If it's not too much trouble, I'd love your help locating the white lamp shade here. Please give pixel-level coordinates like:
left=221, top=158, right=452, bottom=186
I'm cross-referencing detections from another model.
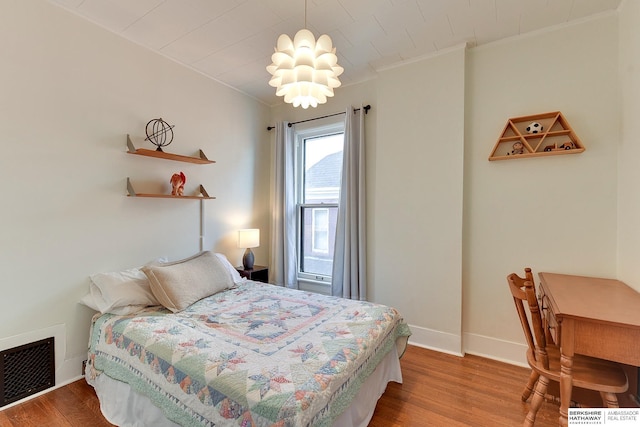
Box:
left=238, top=229, right=260, bottom=249
left=266, top=28, right=343, bottom=109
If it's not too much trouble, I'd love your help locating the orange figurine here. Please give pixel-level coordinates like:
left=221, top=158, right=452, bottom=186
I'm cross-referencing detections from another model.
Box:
left=170, top=172, right=186, bottom=196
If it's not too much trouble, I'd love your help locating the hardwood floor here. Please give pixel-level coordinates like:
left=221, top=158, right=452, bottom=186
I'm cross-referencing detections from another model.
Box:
left=0, top=380, right=113, bottom=427
left=369, top=345, right=559, bottom=427
left=0, top=345, right=563, bottom=426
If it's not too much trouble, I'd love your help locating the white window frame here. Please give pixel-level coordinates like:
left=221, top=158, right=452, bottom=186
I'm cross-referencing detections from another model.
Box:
left=294, top=117, right=345, bottom=283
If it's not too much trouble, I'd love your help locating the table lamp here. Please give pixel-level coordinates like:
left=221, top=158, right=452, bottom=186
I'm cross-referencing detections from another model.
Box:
left=238, top=229, right=259, bottom=270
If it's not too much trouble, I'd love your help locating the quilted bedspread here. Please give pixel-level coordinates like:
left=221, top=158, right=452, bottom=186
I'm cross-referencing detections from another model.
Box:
left=87, top=281, right=411, bottom=427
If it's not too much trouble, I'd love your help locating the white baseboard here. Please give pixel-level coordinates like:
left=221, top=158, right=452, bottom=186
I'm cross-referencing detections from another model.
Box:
left=404, top=326, right=529, bottom=368
left=57, top=354, right=86, bottom=384
left=463, top=332, right=528, bottom=368
left=406, top=323, right=463, bottom=356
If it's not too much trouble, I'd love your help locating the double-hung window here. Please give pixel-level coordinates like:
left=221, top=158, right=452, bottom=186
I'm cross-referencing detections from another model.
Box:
left=295, top=119, right=345, bottom=283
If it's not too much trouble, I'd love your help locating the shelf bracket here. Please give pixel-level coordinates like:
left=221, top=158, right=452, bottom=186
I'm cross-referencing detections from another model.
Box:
left=126, top=134, right=136, bottom=153
left=198, top=150, right=210, bottom=162
left=126, top=177, right=137, bottom=196
left=199, top=185, right=210, bottom=198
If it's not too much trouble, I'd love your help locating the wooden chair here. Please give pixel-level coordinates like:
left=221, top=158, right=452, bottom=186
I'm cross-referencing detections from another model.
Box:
left=507, top=270, right=628, bottom=426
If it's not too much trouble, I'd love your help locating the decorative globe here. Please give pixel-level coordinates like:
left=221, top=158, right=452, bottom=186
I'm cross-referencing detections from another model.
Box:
left=145, top=118, right=174, bottom=152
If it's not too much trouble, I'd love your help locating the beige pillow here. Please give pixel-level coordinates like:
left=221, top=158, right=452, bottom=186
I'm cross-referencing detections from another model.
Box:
left=142, top=251, right=234, bottom=312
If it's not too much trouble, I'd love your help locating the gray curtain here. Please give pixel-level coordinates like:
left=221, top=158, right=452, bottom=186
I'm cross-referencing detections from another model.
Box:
left=269, top=122, right=298, bottom=288
left=331, top=106, right=367, bottom=300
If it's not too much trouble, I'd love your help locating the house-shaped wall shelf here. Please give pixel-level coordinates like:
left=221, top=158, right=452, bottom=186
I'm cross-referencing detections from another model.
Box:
left=488, top=111, right=585, bottom=161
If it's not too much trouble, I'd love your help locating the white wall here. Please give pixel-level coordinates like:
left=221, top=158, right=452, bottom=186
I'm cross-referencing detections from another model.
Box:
left=0, top=0, right=270, bottom=385
left=374, top=48, right=465, bottom=354
left=464, top=15, right=620, bottom=361
left=271, top=14, right=620, bottom=364
left=617, top=0, right=640, bottom=292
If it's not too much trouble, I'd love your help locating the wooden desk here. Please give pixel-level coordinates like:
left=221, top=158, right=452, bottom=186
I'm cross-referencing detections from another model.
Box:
left=538, top=272, right=640, bottom=427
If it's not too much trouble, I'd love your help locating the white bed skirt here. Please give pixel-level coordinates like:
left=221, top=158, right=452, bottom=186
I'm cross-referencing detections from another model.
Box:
left=87, top=345, right=402, bottom=427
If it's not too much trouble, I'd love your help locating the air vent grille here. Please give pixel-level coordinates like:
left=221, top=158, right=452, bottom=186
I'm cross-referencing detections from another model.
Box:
left=0, top=337, right=55, bottom=407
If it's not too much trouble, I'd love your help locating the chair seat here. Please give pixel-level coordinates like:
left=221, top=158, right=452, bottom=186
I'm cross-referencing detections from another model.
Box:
left=526, top=345, right=628, bottom=393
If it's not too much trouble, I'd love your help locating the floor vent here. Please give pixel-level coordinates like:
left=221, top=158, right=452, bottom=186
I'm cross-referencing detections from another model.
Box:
left=0, top=337, right=55, bottom=407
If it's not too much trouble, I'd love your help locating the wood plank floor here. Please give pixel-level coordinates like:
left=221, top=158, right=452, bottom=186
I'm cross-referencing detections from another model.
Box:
left=0, top=345, right=563, bottom=426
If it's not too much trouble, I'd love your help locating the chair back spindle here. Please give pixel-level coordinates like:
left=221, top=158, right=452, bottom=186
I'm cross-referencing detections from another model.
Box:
left=507, top=271, right=549, bottom=370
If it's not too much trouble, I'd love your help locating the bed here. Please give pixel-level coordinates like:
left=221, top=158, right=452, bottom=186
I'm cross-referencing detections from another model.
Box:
left=82, top=251, right=411, bottom=427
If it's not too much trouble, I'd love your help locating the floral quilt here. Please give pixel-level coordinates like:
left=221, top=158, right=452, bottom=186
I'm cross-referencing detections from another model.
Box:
left=87, top=281, right=410, bottom=427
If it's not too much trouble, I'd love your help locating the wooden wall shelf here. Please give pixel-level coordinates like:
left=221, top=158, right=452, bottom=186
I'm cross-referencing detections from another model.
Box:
left=489, top=112, right=585, bottom=161
left=126, top=178, right=215, bottom=199
left=126, top=134, right=215, bottom=164
left=125, top=133, right=215, bottom=199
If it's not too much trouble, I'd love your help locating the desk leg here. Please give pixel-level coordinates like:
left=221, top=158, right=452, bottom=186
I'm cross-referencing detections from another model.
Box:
left=559, top=319, right=575, bottom=427
left=559, top=353, right=573, bottom=427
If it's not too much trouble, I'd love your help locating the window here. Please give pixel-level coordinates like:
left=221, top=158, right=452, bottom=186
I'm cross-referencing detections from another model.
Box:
left=295, top=119, right=344, bottom=282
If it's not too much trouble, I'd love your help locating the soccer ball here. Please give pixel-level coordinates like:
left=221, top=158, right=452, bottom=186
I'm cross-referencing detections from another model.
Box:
left=526, top=122, right=544, bottom=134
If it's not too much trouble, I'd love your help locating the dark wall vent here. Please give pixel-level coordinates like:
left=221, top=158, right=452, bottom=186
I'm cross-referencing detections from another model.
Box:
left=0, top=337, right=55, bottom=407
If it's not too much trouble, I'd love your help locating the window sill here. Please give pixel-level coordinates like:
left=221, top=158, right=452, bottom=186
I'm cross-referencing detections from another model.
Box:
left=297, top=279, right=331, bottom=296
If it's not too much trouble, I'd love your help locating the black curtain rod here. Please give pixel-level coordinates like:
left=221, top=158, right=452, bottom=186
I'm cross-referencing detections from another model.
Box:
left=267, top=104, right=371, bottom=131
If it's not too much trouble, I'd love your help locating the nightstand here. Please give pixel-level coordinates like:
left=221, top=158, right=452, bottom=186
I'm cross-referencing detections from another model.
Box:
left=236, top=265, right=269, bottom=283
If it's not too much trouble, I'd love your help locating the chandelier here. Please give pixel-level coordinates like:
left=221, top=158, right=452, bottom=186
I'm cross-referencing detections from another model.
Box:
left=266, top=1, right=343, bottom=109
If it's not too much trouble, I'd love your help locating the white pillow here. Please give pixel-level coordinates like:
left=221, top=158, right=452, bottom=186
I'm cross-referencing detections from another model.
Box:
left=99, top=303, right=150, bottom=316
left=215, top=253, right=245, bottom=284
left=80, top=264, right=161, bottom=315
left=142, top=251, right=234, bottom=313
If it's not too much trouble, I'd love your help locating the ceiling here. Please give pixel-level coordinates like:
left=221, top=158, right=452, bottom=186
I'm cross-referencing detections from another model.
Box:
left=48, top=0, right=621, bottom=107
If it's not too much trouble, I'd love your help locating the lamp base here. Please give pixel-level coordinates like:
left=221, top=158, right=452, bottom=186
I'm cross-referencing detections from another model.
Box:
left=242, top=248, right=255, bottom=270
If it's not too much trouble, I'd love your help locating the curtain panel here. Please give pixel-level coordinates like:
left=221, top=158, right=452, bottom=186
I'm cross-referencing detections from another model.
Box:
left=269, top=122, right=298, bottom=288
left=332, top=106, right=367, bottom=300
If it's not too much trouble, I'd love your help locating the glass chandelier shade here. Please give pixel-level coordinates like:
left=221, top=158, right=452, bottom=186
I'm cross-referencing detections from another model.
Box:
left=266, top=29, right=343, bottom=109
